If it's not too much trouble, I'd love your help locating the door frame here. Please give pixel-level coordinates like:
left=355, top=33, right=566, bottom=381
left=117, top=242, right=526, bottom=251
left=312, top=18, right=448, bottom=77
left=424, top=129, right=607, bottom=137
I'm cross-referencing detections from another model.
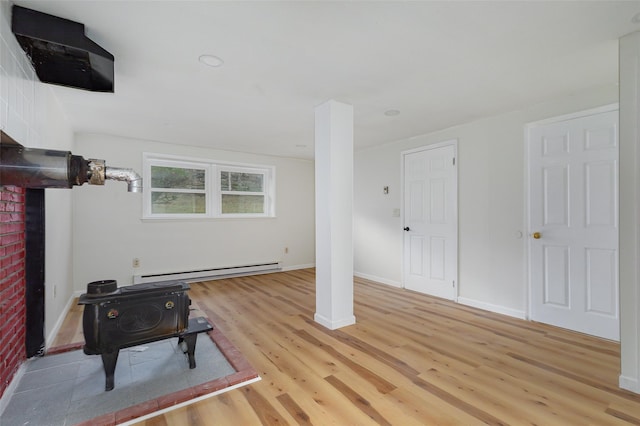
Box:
left=401, top=139, right=459, bottom=299
left=524, top=103, right=619, bottom=321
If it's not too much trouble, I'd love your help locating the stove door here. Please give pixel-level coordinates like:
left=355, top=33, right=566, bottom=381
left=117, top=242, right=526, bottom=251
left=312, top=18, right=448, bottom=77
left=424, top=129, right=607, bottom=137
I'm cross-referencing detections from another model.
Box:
left=98, top=292, right=188, bottom=350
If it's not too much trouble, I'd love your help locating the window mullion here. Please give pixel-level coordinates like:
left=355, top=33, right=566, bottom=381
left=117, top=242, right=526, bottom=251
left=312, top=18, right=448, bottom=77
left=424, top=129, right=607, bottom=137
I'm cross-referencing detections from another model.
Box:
left=210, top=165, right=218, bottom=217
left=151, top=188, right=206, bottom=194
left=221, top=191, right=265, bottom=196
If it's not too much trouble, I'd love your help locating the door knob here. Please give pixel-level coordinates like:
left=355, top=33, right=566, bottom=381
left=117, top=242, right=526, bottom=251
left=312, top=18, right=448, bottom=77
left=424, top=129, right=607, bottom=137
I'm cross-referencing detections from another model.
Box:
left=404, top=227, right=410, bottom=231
left=532, top=232, right=541, bottom=239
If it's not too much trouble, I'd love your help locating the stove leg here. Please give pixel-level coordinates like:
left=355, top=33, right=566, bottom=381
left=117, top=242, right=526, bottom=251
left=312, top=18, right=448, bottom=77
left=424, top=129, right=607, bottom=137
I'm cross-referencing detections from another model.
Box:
left=181, top=334, right=198, bottom=369
left=101, top=349, right=120, bottom=391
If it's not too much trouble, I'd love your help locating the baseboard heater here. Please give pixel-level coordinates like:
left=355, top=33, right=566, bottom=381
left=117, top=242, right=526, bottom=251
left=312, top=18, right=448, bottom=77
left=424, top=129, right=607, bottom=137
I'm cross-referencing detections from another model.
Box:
left=133, top=262, right=282, bottom=284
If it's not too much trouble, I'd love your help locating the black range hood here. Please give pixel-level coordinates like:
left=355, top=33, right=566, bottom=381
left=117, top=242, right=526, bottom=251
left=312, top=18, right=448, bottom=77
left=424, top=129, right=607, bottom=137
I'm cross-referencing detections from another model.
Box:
left=11, top=5, right=114, bottom=92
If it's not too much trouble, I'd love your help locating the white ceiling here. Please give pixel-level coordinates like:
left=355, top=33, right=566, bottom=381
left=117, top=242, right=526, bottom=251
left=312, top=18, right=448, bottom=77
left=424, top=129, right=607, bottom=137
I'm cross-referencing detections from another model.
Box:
left=14, top=0, right=640, bottom=159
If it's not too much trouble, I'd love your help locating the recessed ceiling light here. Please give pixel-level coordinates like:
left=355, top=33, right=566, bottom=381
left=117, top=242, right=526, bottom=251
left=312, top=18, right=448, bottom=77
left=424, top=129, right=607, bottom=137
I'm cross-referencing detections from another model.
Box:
left=199, top=54, right=224, bottom=67
left=384, top=109, right=400, bottom=117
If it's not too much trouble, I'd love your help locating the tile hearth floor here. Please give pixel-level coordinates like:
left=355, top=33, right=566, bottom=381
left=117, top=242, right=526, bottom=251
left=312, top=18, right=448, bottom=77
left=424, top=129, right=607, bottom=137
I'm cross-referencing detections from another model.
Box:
left=1, top=336, right=235, bottom=426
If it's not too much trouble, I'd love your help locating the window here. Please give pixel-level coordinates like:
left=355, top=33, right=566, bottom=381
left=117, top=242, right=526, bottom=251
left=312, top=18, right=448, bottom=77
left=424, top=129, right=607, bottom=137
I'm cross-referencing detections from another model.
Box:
left=149, top=163, right=207, bottom=215
left=219, top=168, right=267, bottom=215
left=143, top=153, right=275, bottom=219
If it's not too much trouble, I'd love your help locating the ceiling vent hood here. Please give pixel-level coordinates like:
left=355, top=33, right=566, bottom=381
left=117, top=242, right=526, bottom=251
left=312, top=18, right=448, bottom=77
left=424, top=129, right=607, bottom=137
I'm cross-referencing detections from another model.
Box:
left=11, top=5, right=114, bottom=92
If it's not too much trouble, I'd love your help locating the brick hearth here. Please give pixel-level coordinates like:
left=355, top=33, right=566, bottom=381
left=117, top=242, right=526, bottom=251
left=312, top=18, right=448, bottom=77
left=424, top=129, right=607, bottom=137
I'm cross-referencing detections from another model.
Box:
left=0, top=185, right=26, bottom=398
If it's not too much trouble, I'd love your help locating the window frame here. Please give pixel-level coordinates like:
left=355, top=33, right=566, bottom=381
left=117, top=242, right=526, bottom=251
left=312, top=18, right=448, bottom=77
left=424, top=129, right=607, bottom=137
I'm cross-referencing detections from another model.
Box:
left=143, top=153, right=276, bottom=220
left=215, top=165, right=273, bottom=218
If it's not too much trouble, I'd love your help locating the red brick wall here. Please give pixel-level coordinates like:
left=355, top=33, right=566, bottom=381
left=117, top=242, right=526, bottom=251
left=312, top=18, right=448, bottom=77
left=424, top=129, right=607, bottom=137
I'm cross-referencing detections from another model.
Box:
left=0, top=185, right=26, bottom=398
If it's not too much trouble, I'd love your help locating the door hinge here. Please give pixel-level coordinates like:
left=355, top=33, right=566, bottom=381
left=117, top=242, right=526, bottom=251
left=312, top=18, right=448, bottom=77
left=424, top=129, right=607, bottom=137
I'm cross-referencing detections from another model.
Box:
left=452, top=280, right=456, bottom=287
left=452, top=157, right=456, bottom=166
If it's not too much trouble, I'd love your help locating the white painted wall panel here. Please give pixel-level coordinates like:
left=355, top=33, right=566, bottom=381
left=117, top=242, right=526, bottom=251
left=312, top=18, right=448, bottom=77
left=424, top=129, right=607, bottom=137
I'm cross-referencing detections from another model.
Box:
left=409, top=181, right=424, bottom=222
left=409, top=236, right=423, bottom=276
left=618, top=30, right=640, bottom=393
left=543, top=245, right=570, bottom=307
left=543, top=133, right=569, bottom=156
left=429, top=179, right=445, bottom=224
left=0, top=1, right=74, bottom=345
left=586, top=247, right=616, bottom=316
left=543, top=166, right=569, bottom=227
left=429, top=236, right=445, bottom=280
left=354, top=84, right=617, bottom=317
left=585, top=161, right=616, bottom=228
left=72, top=133, right=315, bottom=290
left=585, top=125, right=616, bottom=150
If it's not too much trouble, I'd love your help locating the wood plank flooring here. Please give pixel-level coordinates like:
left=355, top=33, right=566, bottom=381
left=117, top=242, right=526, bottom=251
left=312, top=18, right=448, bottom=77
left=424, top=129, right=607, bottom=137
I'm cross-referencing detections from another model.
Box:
left=54, top=269, right=640, bottom=425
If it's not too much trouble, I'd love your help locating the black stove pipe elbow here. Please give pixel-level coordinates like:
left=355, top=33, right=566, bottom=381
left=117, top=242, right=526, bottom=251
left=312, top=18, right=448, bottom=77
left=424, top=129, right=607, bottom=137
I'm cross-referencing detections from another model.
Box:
left=0, top=139, right=142, bottom=192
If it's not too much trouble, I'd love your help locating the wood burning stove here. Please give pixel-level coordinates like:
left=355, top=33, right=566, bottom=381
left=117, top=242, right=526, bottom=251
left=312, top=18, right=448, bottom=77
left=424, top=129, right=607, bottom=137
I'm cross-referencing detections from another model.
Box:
left=79, top=279, right=210, bottom=391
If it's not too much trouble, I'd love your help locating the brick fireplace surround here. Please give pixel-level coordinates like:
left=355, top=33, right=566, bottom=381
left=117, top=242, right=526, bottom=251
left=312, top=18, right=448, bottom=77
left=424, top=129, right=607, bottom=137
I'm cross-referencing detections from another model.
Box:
left=0, top=185, right=26, bottom=398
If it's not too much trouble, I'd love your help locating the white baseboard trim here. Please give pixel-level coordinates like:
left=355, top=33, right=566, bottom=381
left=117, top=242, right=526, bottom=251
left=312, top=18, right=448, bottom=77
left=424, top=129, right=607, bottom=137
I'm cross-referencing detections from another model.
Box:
left=314, top=312, right=356, bottom=330
left=281, top=263, right=315, bottom=272
left=354, top=271, right=401, bottom=288
left=134, top=261, right=282, bottom=284
left=45, top=293, right=80, bottom=348
left=0, top=362, right=26, bottom=415
left=457, top=297, right=526, bottom=320
left=620, top=375, right=640, bottom=393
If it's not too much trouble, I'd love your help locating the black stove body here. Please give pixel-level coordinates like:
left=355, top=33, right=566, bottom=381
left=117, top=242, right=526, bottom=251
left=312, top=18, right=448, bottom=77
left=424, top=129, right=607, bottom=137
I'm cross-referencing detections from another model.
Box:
left=79, top=279, right=193, bottom=391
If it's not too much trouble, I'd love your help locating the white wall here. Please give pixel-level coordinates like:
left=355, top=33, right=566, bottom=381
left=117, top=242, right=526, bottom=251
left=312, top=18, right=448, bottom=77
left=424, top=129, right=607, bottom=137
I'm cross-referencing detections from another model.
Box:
left=619, top=30, right=640, bottom=393
left=72, top=133, right=315, bottom=290
left=40, top=94, right=73, bottom=346
left=0, top=0, right=74, bottom=346
left=354, top=84, right=618, bottom=317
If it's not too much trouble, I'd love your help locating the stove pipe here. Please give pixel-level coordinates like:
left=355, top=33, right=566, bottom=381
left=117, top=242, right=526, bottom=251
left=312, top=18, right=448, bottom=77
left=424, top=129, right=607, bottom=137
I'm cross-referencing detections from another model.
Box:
left=0, top=142, right=142, bottom=192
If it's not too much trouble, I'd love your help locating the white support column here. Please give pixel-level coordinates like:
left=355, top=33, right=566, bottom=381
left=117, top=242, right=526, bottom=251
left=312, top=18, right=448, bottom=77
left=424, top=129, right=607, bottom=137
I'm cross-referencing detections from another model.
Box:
left=314, top=99, right=356, bottom=330
left=619, top=31, right=640, bottom=394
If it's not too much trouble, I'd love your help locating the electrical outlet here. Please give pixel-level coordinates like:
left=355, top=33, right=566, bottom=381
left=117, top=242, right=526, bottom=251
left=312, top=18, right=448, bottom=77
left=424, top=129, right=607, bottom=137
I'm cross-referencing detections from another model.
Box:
left=133, top=258, right=140, bottom=268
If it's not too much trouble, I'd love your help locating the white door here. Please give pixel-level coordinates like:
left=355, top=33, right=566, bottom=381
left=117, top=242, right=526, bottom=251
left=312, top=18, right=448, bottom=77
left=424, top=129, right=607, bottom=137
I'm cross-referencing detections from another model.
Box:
left=528, top=108, right=619, bottom=341
left=402, top=142, right=457, bottom=300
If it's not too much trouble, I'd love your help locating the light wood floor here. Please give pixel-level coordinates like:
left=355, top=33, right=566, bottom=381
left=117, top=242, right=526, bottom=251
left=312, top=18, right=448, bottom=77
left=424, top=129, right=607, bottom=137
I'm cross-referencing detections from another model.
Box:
left=55, top=269, right=640, bottom=425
